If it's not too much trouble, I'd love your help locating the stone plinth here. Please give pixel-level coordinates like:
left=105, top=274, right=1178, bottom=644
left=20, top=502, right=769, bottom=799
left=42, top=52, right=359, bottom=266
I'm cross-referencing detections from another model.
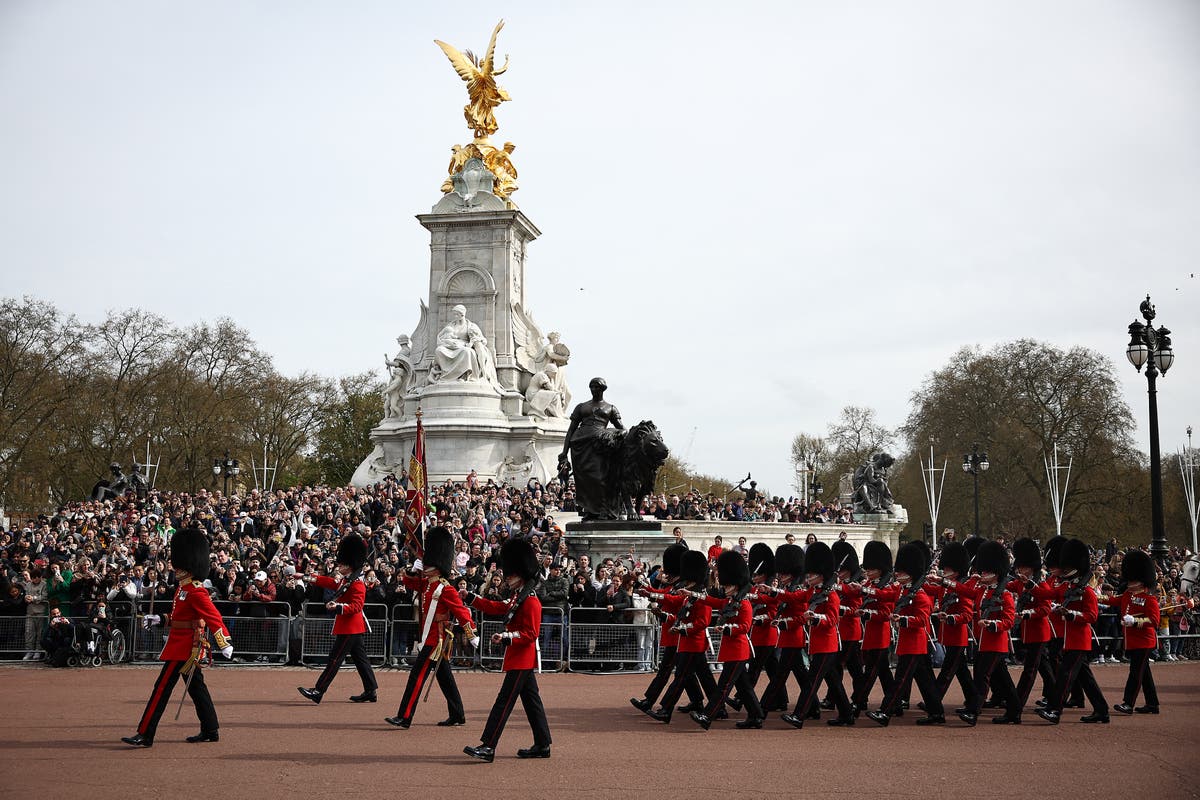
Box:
left=565, top=520, right=670, bottom=564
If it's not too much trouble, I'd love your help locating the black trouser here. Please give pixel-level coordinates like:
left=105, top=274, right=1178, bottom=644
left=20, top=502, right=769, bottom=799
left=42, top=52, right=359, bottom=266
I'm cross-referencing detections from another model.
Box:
left=1014, top=640, right=1050, bottom=708
left=703, top=660, right=764, bottom=721
left=791, top=651, right=851, bottom=720
left=852, top=648, right=895, bottom=709
left=395, top=644, right=463, bottom=722
left=1048, top=649, right=1108, bottom=714
left=746, top=642, right=780, bottom=691
left=881, top=652, right=943, bottom=716
left=658, top=650, right=717, bottom=719
left=759, top=646, right=806, bottom=711
left=316, top=633, right=377, bottom=694
left=137, top=660, right=217, bottom=737
left=824, top=640, right=864, bottom=703
left=966, top=651, right=1019, bottom=717
left=1044, top=637, right=1081, bottom=704
left=643, top=646, right=703, bottom=706
left=1123, top=648, right=1159, bottom=708
left=479, top=669, right=551, bottom=749
left=934, top=644, right=978, bottom=707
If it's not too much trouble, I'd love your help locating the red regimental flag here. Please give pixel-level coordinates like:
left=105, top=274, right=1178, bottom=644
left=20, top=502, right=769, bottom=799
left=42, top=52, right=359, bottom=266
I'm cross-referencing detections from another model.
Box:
left=401, top=416, right=428, bottom=557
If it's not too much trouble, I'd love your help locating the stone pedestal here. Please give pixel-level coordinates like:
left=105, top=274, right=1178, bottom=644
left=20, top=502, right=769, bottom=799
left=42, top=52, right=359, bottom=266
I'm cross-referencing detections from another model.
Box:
left=352, top=183, right=575, bottom=486
left=565, top=520, right=671, bottom=564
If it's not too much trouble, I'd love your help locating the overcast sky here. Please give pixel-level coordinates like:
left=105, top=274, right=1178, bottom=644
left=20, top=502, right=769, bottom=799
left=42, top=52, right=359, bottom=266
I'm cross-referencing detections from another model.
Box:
left=2, top=0, right=1198, bottom=498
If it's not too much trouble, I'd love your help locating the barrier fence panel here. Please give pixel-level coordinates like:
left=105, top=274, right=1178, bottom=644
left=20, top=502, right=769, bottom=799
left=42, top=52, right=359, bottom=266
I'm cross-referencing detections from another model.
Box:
left=223, top=603, right=291, bottom=664
left=387, top=604, right=421, bottom=667
left=300, top=603, right=388, bottom=667
left=566, top=608, right=657, bottom=673
left=0, top=614, right=44, bottom=660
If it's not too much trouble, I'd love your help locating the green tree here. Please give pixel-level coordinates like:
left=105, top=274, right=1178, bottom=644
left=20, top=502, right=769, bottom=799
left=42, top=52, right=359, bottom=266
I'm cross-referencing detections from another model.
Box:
left=311, top=373, right=384, bottom=486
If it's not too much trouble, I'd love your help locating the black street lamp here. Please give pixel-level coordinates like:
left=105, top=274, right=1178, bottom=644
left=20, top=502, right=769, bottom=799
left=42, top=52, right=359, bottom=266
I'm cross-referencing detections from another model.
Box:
left=212, top=451, right=240, bottom=497
left=1125, top=294, right=1174, bottom=563
left=962, top=442, right=989, bottom=537
left=809, top=472, right=824, bottom=501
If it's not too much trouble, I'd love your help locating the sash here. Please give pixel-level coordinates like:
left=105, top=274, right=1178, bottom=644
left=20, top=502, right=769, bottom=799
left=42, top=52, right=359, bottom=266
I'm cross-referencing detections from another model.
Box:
left=420, top=580, right=446, bottom=646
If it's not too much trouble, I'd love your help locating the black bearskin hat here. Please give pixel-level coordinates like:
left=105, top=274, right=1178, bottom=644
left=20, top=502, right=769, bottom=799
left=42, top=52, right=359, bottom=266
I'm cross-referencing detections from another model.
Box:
left=774, top=544, right=804, bottom=578
left=805, top=541, right=836, bottom=582
left=170, top=527, right=210, bottom=581
left=336, top=534, right=368, bottom=571
left=716, top=550, right=750, bottom=588
left=679, top=550, right=709, bottom=585
left=1061, top=538, right=1092, bottom=579
left=831, top=540, right=859, bottom=575
left=894, top=542, right=928, bottom=580
left=862, top=541, right=893, bottom=574
left=423, top=526, right=455, bottom=577
left=1043, top=535, right=1068, bottom=570
left=500, top=538, right=540, bottom=583
left=662, top=544, right=686, bottom=578
left=975, top=540, right=1011, bottom=579
left=938, top=542, right=970, bottom=577
left=912, top=539, right=932, bottom=568
left=749, top=543, right=775, bottom=579
left=1011, top=537, right=1042, bottom=573
left=1121, top=548, right=1157, bottom=588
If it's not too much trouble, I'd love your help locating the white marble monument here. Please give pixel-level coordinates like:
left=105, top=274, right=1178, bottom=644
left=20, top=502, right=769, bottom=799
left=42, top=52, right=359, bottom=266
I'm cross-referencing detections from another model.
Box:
left=352, top=179, right=571, bottom=486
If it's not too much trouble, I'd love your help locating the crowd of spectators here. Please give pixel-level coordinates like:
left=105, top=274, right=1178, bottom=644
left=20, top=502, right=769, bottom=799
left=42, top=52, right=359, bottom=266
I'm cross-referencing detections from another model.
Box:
left=1, top=474, right=1194, bottom=668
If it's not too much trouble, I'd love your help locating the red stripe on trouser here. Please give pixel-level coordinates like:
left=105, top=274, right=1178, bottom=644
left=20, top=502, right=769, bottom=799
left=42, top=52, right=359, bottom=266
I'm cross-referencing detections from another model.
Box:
left=403, top=657, right=433, bottom=719
left=486, top=672, right=526, bottom=748
left=318, top=636, right=351, bottom=692
left=139, top=661, right=181, bottom=734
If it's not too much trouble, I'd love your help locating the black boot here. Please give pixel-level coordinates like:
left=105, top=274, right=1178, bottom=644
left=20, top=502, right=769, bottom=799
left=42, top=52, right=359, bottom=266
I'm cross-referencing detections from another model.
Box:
left=297, top=687, right=323, bottom=704
left=384, top=715, right=411, bottom=728
left=780, top=713, right=804, bottom=729
left=517, top=744, right=551, bottom=759
left=1035, top=708, right=1060, bottom=725
left=630, top=697, right=652, bottom=713
left=735, top=717, right=764, bottom=729
left=1135, top=705, right=1159, bottom=714
left=186, top=730, right=220, bottom=742
left=437, top=717, right=467, bottom=727
left=955, top=709, right=978, bottom=726
left=865, top=710, right=890, bottom=727
left=350, top=690, right=377, bottom=703
left=1113, top=703, right=1134, bottom=715
left=463, top=744, right=495, bottom=762
left=649, top=708, right=672, bottom=723
left=121, top=734, right=153, bottom=748
left=915, top=715, right=946, bottom=726
left=689, top=710, right=712, bottom=730
left=1080, top=712, right=1110, bottom=723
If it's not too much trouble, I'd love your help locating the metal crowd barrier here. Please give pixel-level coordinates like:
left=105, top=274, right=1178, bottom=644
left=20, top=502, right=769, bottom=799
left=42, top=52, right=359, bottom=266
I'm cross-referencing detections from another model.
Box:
left=0, top=614, right=45, bottom=660
left=300, top=602, right=388, bottom=667
left=222, top=602, right=291, bottom=664
left=566, top=607, right=657, bottom=673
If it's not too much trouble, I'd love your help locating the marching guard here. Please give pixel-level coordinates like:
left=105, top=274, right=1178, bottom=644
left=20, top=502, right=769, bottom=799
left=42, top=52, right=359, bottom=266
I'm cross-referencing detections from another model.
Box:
left=645, top=550, right=719, bottom=723
left=925, top=541, right=979, bottom=711
left=297, top=534, right=378, bottom=704
left=386, top=526, right=479, bottom=729
left=1008, top=537, right=1055, bottom=709
left=463, top=539, right=552, bottom=762
left=632, top=544, right=705, bottom=715
left=742, top=544, right=782, bottom=701
left=757, top=544, right=808, bottom=714
left=123, top=527, right=233, bottom=747
left=848, top=541, right=898, bottom=716
left=826, top=541, right=865, bottom=711
left=955, top=540, right=1021, bottom=725
left=865, top=542, right=945, bottom=726
left=780, top=542, right=854, bottom=728
left=688, top=551, right=765, bottom=729
left=1036, top=538, right=1110, bottom=724
left=1100, top=548, right=1161, bottom=715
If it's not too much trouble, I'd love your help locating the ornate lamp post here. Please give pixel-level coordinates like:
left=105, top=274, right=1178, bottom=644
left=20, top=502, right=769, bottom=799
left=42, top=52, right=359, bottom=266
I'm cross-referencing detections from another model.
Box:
left=212, top=451, right=240, bottom=497
left=1125, top=294, right=1174, bottom=562
left=962, top=442, right=989, bottom=537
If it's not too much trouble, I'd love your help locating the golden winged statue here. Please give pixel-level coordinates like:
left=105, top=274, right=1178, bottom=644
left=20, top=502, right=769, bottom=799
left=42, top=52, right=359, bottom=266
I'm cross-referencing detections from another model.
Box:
left=435, top=20, right=511, bottom=139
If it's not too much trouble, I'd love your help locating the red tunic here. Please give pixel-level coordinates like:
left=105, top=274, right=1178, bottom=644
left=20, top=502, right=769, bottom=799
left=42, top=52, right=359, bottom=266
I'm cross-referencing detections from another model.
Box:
left=698, top=594, right=752, bottom=662
left=1007, top=578, right=1051, bottom=644
left=645, top=588, right=680, bottom=648
left=797, top=586, right=840, bottom=655
left=891, top=585, right=933, bottom=656
left=401, top=573, right=474, bottom=646
left=974, top=585, right=1015, bottom=652
left=856, top=581, right=899, bottom=651
left=771, top=587, right=809, bottom=649
left=1100, top=589, right=1159, bottom=651
left=472, top=594, right=541, bottom=670
left=312, top=574, right=367, bottom=635
left=748, top=589, right=781, bottom=648
left=1052, top=581, right=1099, bottom=651
left=659, top=592, right=712, bottom=654
left=836, top=580, right=864, bottom=642
left=924, top=583, right=971, bottom=647
left=158, top=579, right=231, bottom=661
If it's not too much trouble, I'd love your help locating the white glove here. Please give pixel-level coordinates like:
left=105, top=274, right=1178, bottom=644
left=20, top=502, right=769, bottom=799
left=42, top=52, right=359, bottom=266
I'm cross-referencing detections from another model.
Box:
left=468, top=636, right=481, bottom=648
left=1050, top=603, right=1063, bottom=613
left=412, top=559, right=423, bottom=572
left=1021, top=609, right=1035, bottom=618
left=1122, top=613, right=1136, bottom=627
left=1065, top=610, right=1081, bottom=621
left=220, top=645, right=234, bottom=659
left=141, top=614, right=161, bottom=629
